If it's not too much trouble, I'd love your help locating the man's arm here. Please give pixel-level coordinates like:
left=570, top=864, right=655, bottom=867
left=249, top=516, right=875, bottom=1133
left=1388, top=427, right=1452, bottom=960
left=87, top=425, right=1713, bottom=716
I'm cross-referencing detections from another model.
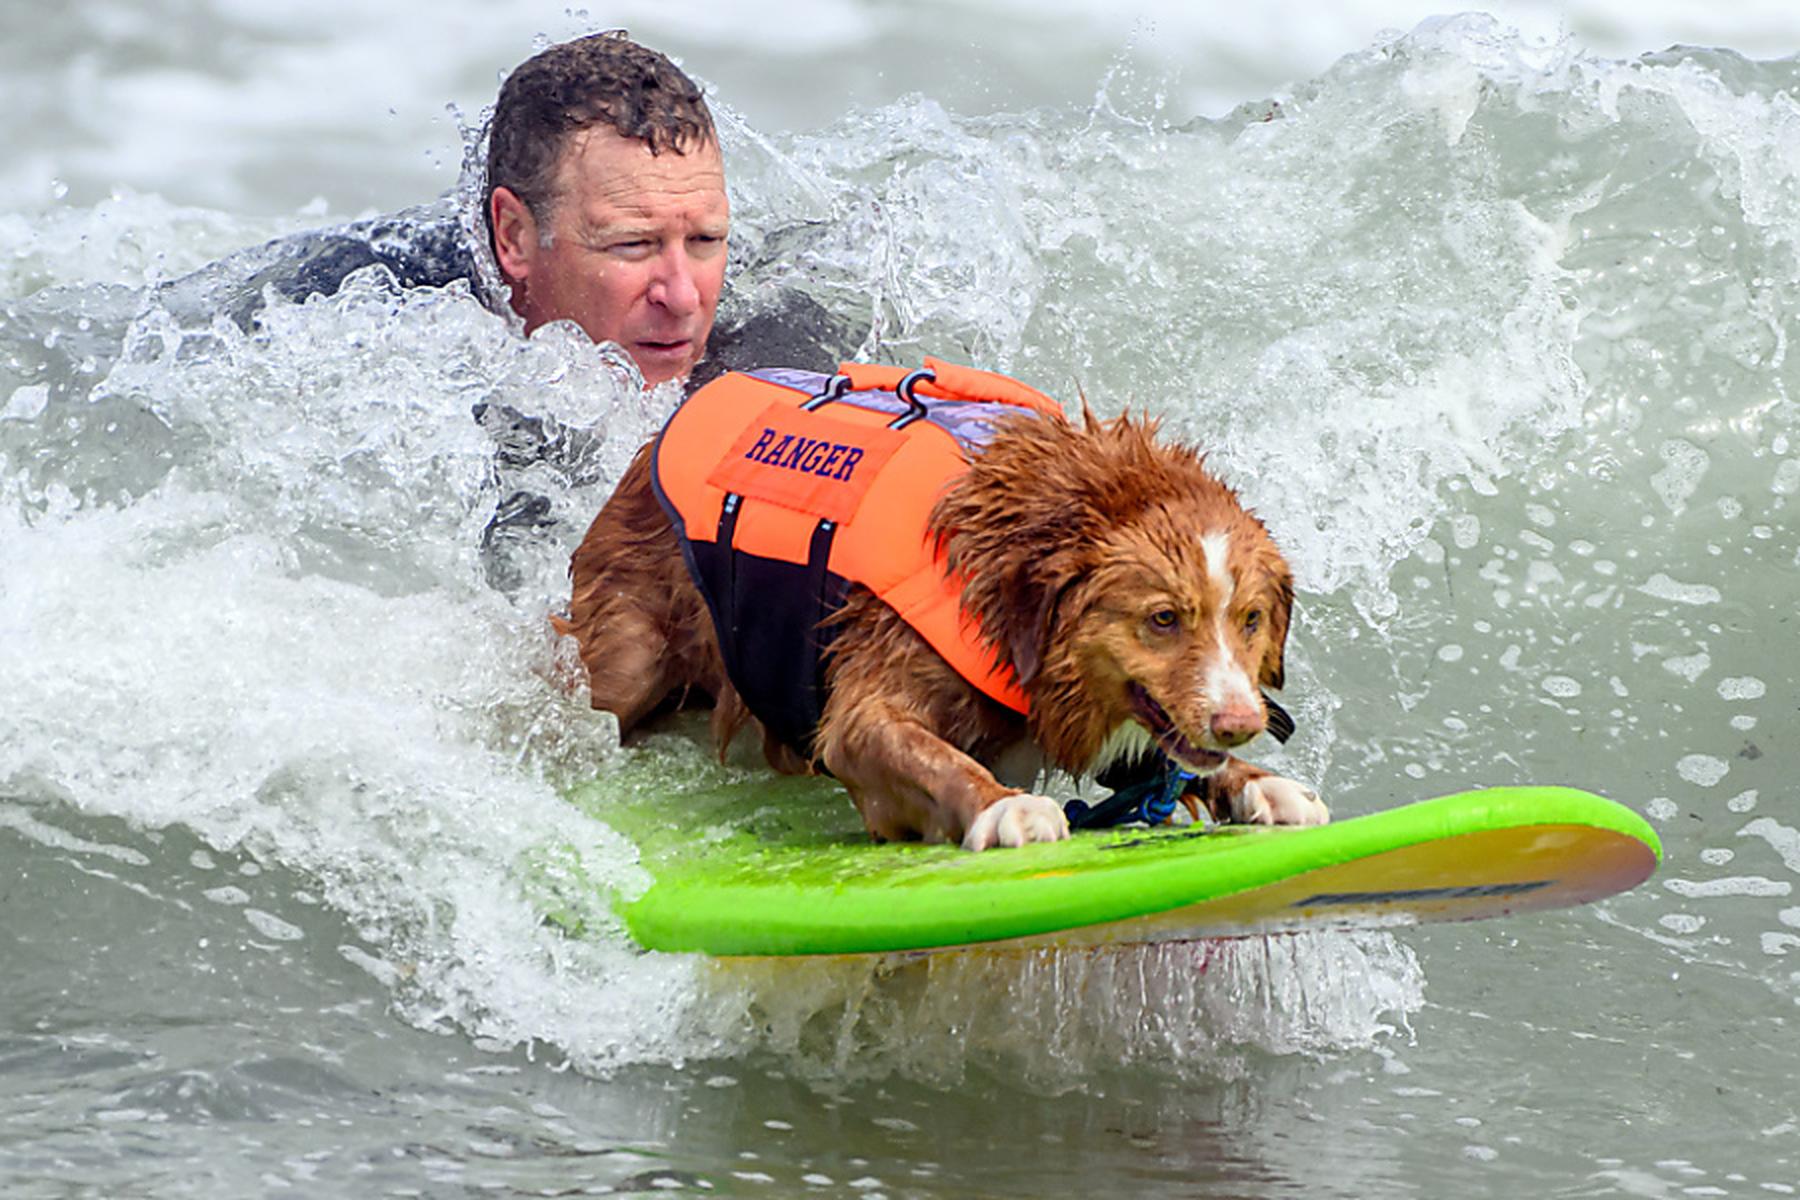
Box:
left=157, top=199, right=479, bottom=332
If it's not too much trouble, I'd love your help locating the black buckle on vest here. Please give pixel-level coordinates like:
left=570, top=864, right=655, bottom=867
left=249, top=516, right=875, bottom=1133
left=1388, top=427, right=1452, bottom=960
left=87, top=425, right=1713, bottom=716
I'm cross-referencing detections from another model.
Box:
left=889, top=368, right=935, bottom=430
left=804, top=367, right=936, bottom=428
left=803, top=374, right=853, bottom=411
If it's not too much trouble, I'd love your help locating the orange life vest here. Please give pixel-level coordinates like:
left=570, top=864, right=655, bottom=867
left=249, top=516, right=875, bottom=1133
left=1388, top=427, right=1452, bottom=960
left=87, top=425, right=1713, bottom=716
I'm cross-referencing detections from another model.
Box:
left=651, top=358, right=1063, bottom=754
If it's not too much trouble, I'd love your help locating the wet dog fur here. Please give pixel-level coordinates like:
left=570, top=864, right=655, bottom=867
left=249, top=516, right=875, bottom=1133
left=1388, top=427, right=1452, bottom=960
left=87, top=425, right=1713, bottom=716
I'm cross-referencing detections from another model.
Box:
left=558, top=407, right=1326, bottom=850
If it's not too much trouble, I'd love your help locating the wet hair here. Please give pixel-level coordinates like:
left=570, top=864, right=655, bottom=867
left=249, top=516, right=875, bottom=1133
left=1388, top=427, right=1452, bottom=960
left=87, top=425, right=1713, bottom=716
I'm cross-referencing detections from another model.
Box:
left=484, top=30, right=716, bottom=249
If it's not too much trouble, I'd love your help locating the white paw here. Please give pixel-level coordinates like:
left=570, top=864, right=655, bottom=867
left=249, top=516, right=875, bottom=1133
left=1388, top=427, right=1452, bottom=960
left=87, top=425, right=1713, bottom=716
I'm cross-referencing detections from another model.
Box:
left=1229, top=775, right=1330, bottom=827
left=963, top=793, right=1072, bottom=851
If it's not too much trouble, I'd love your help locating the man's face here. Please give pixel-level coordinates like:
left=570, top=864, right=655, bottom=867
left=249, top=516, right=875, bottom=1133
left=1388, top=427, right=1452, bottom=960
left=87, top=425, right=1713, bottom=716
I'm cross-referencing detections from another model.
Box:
left=491, top=126, right=729, bottom=386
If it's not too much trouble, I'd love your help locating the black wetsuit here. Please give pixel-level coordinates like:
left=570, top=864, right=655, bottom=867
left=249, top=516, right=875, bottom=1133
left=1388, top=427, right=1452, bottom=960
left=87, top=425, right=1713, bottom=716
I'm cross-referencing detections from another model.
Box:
left=157, top=201, right=482, bottom=332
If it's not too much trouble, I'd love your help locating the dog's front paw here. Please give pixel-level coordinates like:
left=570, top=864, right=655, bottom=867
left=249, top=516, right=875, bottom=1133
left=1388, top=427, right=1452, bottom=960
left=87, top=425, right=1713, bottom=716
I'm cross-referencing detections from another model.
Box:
left=1229, top=775, right=1330, bottom=826
left=963, top=794, right=1071, bottom=851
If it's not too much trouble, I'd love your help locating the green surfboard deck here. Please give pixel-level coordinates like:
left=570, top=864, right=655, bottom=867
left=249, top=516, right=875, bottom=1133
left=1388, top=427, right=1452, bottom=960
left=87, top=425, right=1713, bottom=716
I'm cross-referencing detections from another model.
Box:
left=565, top=778, right=1660, bottom=958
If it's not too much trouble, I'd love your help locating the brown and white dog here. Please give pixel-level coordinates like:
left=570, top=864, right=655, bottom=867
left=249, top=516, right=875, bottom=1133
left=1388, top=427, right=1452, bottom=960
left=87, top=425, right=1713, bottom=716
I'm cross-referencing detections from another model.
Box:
left=558, top=405, right=1327, bottom=849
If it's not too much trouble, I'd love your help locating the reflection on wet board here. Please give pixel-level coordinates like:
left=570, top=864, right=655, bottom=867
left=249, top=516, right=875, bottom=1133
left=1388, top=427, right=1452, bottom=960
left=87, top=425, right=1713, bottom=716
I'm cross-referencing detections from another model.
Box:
left=564, top=784, right=1660, bottom=959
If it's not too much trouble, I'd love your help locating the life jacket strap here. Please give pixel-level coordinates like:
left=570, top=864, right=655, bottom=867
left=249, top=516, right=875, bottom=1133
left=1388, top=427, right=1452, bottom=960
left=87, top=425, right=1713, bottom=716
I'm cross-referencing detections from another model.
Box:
left=715, top=492, right=743, bottom=641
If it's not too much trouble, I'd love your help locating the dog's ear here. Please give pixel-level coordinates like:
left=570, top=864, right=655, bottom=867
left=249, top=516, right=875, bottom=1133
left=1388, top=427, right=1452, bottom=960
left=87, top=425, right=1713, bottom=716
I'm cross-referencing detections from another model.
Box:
left=1260, top=568, right=1294, bottom=691
left=1006, top=556, right=1084, bottom=690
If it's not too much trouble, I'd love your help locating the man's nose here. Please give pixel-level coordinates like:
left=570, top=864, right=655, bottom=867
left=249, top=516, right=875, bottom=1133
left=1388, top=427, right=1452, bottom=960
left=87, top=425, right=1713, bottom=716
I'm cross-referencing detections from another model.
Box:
left=647, top=246, right=701, bottom=315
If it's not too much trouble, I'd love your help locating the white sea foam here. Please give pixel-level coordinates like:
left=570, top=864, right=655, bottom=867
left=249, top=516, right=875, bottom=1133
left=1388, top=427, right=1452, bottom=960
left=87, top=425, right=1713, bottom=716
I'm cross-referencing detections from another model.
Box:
left=1718, top=677, right=1767, bottom=701
left=1740, top=820, right=1800, bottom=875
left=1662, top=653, right=1711, bottom=683
left=1677, top=756, right=1731, bottom=787
left=1664, top=877, right=1791, bottom=899
left=1638, top=574, right=1724, bottom=606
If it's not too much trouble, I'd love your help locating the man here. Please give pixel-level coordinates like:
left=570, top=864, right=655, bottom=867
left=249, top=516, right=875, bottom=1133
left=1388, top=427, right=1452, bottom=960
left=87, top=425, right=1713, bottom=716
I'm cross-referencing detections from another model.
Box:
left=471, top=33, right=739, bottom=586
left=470, top=33, right=848, bottom=588
left=170, top=30, right=843, bottom=391
left=484, top=32, right=730, bottom=388
left=160, top=32, right=847, bottom=587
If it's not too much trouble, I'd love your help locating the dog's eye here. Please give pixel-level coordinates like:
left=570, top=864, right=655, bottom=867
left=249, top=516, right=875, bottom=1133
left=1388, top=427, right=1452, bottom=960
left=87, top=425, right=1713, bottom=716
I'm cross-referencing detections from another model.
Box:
left=1148, top=609, right=1180, bottom=631
left=1244, top=610, right=1262, bottom=635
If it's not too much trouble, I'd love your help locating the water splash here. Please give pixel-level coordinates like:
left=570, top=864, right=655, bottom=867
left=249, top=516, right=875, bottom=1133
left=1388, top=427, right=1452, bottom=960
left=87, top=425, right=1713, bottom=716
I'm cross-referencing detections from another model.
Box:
left=705, top=933, right=1422, bottom=1091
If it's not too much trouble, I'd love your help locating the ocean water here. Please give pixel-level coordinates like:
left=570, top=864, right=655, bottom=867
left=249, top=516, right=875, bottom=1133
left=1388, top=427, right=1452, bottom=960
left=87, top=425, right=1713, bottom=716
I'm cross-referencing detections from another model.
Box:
left=3, top=2, right=1799, bottom=1196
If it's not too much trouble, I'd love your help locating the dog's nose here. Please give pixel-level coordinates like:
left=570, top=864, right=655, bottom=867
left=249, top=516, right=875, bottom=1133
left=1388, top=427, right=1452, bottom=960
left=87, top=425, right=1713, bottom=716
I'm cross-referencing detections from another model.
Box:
left=1210, top=705, right=1265, bottom=746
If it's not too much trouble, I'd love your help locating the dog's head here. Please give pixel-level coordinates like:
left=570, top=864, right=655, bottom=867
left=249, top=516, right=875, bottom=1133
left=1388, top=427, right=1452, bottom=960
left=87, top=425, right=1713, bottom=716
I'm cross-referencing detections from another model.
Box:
left=936, top=409, right=1293, bottom=777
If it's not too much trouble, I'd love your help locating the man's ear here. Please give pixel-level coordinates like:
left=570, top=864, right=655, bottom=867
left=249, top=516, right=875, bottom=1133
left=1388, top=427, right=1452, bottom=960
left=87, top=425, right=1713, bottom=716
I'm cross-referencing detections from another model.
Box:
left=489, top=187, right=538, bottom=283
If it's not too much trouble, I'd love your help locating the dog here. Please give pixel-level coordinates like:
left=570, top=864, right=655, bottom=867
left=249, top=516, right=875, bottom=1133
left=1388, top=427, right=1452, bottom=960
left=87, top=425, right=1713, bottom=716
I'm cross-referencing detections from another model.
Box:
left=557, top=375, right=1327, bottom=850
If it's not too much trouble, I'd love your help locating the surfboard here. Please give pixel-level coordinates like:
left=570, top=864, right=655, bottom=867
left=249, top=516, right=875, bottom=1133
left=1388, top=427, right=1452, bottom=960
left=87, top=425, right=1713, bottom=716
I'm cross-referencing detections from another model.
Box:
left=556, top=778, right=1660, bottom=958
